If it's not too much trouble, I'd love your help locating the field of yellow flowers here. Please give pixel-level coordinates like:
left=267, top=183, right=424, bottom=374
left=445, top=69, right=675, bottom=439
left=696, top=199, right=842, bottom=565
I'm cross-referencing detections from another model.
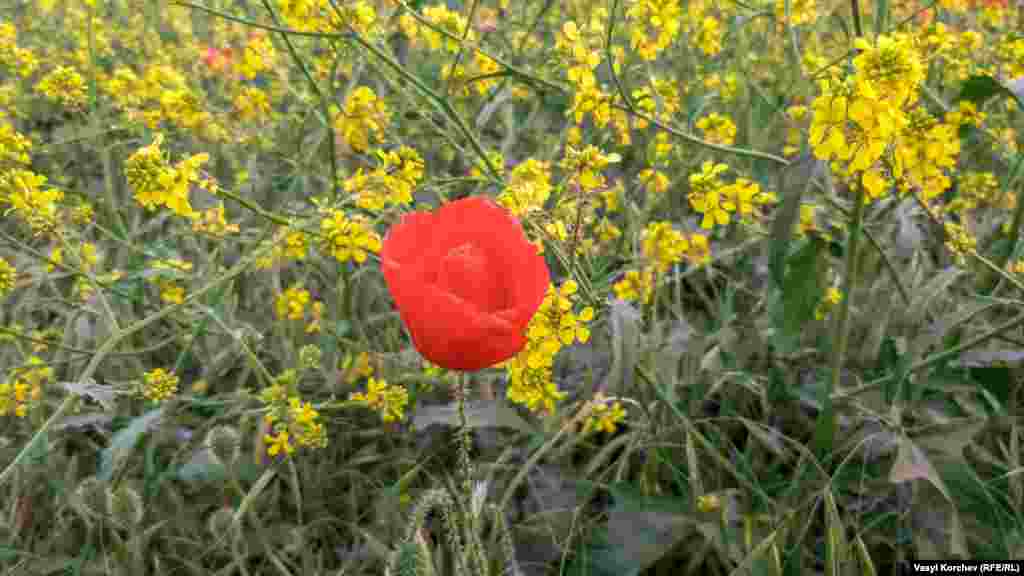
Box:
left=2, top=0, right=1024, bottom=573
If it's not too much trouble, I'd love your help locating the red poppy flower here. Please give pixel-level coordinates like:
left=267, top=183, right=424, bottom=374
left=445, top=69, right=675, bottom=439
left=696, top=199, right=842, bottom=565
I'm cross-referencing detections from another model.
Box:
left=381, top=196, right=550, bottom=371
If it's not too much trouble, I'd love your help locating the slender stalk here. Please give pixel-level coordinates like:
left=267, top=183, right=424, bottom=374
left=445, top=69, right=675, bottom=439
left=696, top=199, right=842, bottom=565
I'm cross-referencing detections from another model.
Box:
left=820, top=185, right=866, bottom=456
left=455, top=372, right=485, bottom=574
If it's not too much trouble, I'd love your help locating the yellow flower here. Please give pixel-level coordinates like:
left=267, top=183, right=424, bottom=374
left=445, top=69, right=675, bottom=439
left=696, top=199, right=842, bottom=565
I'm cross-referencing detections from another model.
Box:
left=276, top=285, right=311, bottom=321
left=582, top=394, right=627, bottom=435
left=35, top=65, right=87, bottom=109
left=613, top=268, right=654, bottom=304
left=0, top=257, right=15, bottom=297
left=334, top=86, right=389, bottom=153
left=142, top=368, right=179, bottom=403
left=696, top=112, right=737, bottom=146
left=689, top=162, right=732, bottom=229
left=265, top=430, right=295, bottom=456
left=642, top=222, right=689, bottom=272
left=320, top=210, right=381, bottom=264
left=349, top=378, right=409, bottom=423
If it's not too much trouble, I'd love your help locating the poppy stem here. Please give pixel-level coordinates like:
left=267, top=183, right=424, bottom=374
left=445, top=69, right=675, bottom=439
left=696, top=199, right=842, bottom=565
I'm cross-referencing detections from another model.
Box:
left=455, top=373, right=473, bottom=499
left=455, top=372, right=485, bottom=573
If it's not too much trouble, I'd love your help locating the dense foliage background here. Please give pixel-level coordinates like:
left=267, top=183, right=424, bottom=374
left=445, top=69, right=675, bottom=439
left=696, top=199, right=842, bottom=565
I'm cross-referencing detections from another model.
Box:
left=2, top=0, right=1024, bottom=573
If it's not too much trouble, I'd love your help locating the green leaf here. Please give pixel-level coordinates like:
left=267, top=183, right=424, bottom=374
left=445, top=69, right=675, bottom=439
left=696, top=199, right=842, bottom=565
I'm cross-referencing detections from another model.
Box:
left=969, top=366, right=1012, bottom=406
left=956, top=74, right=1024, bottom=110
left=99, top=408, right=164, bottom=482
left=770, top=154, right=822, bottom=289
left=779, top=235, right=829, bottom=341
left=565, top=483, right=692, bottom=576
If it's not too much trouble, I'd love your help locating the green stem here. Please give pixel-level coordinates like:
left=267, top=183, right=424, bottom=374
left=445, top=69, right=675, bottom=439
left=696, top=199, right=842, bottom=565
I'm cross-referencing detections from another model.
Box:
left=818, top=184, right=866, bottom=458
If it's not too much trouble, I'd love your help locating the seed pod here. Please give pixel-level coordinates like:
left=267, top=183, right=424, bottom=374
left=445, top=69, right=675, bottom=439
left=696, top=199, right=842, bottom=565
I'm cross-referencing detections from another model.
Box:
left=206, top=425, right=241, bottom=465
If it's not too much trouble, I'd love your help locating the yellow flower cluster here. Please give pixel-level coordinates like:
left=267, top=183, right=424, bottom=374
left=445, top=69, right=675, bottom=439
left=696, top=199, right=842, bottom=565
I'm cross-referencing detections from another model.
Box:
left=141, top=368, right=179, bottom=403
left=0, top=256, right=15, bottom=297
left=159, top=89, right=213, bottom=132
left=631, top=78, right=684, bottom=130
left=556, top=18, right=612, bottom=128
left=35, top=65, right=87, bottom=109
left=125, top=134, right=210, bottom=218
left=277, top=0, right=327, bottom=32
left=0, top=379, right=31, bottom=418
left=0, top=122, right=31, bottom=168
left=345, top=146, right=425, bottom=211
left=946, top=172, right=1001, bottom=215
left=334, top=86, right=390, bottom=153
left=256, top=228, right=309, bottom=270
left=276, top=285, right=311, bottom=321
left=775, top=0, right=819, bottom=25
left=613, top=268, right=655, bottom=304
left=581, top=393, right=627, bottom=436
left=944, top=221, right=976, bottom=266
left=504, top=281, right=594, bottom=414
left=945, top=101, right=986, bottom=129
left=237, top=33, right=277, bottom=80
left=328, top=0, right=378, bottom=37
left=696, top=113, right=737, bottom=146
left=693, top=16, right=724, bottom=57
left=273, top=284, right=322, bottom=333
left=442, top=51, right=502, bottom=97
left=420, top=4, right=475, bottom=53
left=810, top=34, right=960, bottom=205
left=319, top=209, right=381, bottom=264
left=625, top=0, right=682, bottom=61
left=0, top=22, right=38, bottom=78
left=688, top=161, right=773, bottom=229
left=192, top=203, right=241, bottom=238
left=704, top=72, right=739, bottom=102
left=0, top=356, right=48, bottom=418
left=637, top=132, right=675, bottom=197
left=560, top=145, right=622, bottom=193
left=890, top=107, right=960, bottom=203
left=1, top=168, right=64, bottom=234
left=262, top=377, right=329, bottom=456
left=349, top=377, right=409, bottom=423
left=233, top=86, right=271, bottom=123
left=497, top=159, right=554, bottom=218
left=645, top=225, right=691, bottom=270
left=998, top=37, right=1024, bottom=77
left=918, top=24, right=982, bottom=84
